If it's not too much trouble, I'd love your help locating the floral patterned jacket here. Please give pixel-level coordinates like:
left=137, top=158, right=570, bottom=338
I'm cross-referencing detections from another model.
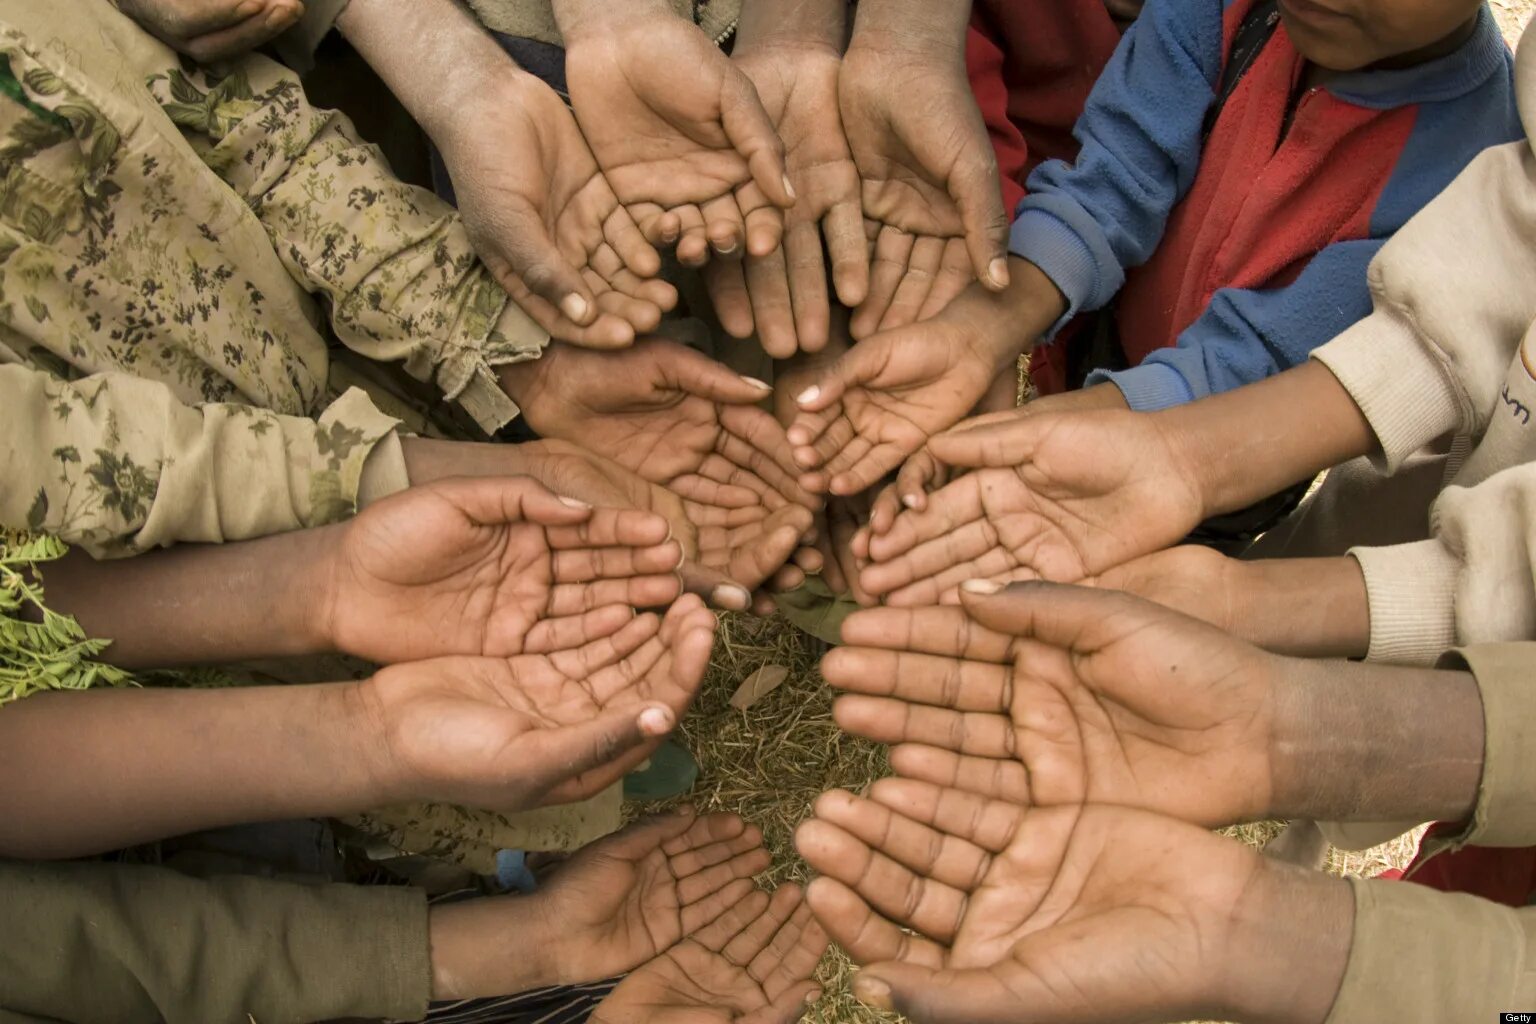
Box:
left=0, top=0, right=547, bottom=558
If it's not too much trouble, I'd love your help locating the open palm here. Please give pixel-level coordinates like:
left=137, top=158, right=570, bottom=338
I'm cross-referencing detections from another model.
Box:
left=591, top=884, right=828, bottom=1024
left=324, top=476, right=682, bottom=664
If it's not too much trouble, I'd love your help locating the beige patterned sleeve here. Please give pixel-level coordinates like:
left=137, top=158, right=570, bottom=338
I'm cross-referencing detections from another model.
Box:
left=145, top=56, right=547, bottom=435
left=0, top=364, right=404, bottom=557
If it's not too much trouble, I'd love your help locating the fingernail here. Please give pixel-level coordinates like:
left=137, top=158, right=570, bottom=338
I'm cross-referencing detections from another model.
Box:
left=853, top=976, right=892, bottom=1011
left=741, top=376, right=772, bottom=391
left=711, top=583, right=751, bottom=610
left=783, top=174, right=797, bottom=201
left=558, top=495, right=591, bottom=509
left=638, top=706, right=674, bottom=734
left=796, top=385, right=820, bottom=406
left=961, top=578, right=1004, bottom=595
left=714, top=239, right=739, bottom=256
left=901, top=494, right=920, bottom=510
left=804, top=990, right=821, bottom=1006
left=989, top=257, right=1010, bottom=289
left=560, top=292, right=590, bottom=323
left=234, top=0, right=262, bottom=15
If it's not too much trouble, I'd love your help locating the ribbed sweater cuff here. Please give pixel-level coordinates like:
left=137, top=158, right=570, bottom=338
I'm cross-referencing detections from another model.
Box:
left=1312, top=313, right=1463, bottom=472
left=1008, top=206, right=1100, bottom=340
left=1350, top=539, right=1460, bottom=666
left=1089, top=363, right=1195, bottom=411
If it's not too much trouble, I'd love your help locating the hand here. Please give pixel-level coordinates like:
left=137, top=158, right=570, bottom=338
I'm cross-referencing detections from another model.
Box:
left=561, top=3, right=794, bottom=267
left=787, top=294, right=1018, bottom=496
left=361, top=594, right=717, bottom=811
left=839, top=40, right=1010, bottom=295
left=851, top=228, right=974, bottom=339
left=429, top=808, right=774, bottom=998
left=324, top=476, right=682, bottom=663
left=859, top=407, right=1206, bottom=602
left=438, top=69, right=677, bottom=347
left=591, top=883, right=829, bottom=1024
left=703, top=43, right=865, bottom=356
left=115, top=0, right=302, bottom=61
left=506, top=342, right=811, bottom=505
left=796, top=786, right=1351, bottom=1024
left=822, top=582, right=1278, bottom=827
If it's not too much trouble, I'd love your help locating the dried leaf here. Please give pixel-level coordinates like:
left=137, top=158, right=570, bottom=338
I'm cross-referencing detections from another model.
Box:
left=729, top=663, right=789, bottom=710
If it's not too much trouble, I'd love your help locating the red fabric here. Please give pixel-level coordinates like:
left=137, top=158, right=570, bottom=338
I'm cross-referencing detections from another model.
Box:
left=1393, top=826, right=1536, bottom=908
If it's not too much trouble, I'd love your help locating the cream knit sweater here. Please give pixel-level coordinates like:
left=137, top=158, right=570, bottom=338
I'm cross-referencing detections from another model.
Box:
left=1309, top=26, right=1536, bottom=664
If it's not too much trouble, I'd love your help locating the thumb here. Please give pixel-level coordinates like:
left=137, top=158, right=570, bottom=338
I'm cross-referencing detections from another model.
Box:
left=421, top=475, right=594, bottom=528
left=949, top=147, right=1011, bottom=292
left=644, top=340, right=776, bottom=405
left=958, top=579, right=1146, bottom=651
left=719, top=68, right=794, bottom=209
left=926, top=417, right=1042, bottom=468
left=476, top=198, right=599, bottom=327
left=792, top=340, right=885, bottom=413
left=519, top=702, right=676, bottom=798
left=854, top=963, right=1020, bottom=1024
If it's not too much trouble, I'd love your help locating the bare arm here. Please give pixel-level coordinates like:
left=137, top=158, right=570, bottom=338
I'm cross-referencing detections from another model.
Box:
left=735, top=0, right=847, bottom=51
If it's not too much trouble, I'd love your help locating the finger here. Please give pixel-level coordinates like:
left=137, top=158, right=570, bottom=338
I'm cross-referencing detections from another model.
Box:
left=865, top=777, right=1025, bottom=854
left=823, top=198, right=869, bottom=309
left=679, top=876, right=758, bottom=936
left=927, top=418, right=1045, bottom=468
left=672, top=204, right=711, bottom=267
left=834, top=695, right=1015, bottom=760
left=802, top=876, right=947, bottom=968
left=546, top=609, right=661, bottom=682
left=548, top=574, right=685, bottom=615
left=789, top=338, right=885, bottom=413
left=768, top=564, right=805, bottom=592
left=704, top=259, right=757, bottom=340
left=701, top=194, right=746, bottom=258
left=662, top=809, right=746, bottom=856
left=782, top=220, right=829, bottom=354
left=633, top=203, right=681, bottom=248
left=835, top=604, right=1014, bottom=661
left=545, top=508, right=673, bottom=550
left=854, top=962, right=1025, bottom=1024
left=551, top=541, right=684, bottom=583
left=648, top=340, right=777, bottom=405
left=746, top=981, right=823, bottom=1024
left=959, top=579, right=1164, bottom=653
left=602, top=203, right=663, bottom=279
left=599, top=805, right=701, bottom=859
left=692, top=887, right=773, bottom=950
left=540, top=737, right=662, bottom=806
left=142, top=0, right=270, bottom=35
left=917, top=238, right=974, bottom=321
left=522, top=603, right=636, bottom=656
left=481, top=200, right=599, bottom=328
left=863, top=518, right=1005, bottom=598
left=867, top=482, right=903, bottom=539
left=182, top=0, right=299, bottom=60
left=677, top=847, right=774, bottom=906
left=950, top=148, right=1010, bottom=291
left=719, top=70, right=793, bottom=208
left=679, top=559, right=752, bottom=611
left=720, top=884, right=803, bottom=967
left=743, top=247, right=798, bottom=358
left=515, top=701, right=675, bottom=798
left=794, top=817, right=966, bottom=943
left=896, top=450, right=943, bottom=512
left=820, top=647, right=1012, bottom=710
left=741, top=188, right=786, bottom=259
left=810, top=789, right=991, bottom=893
left=669, top=473, right=761, bottom=511
left=668, top=822, right=764, bottom=877
left=852, top=225, right=914, bottom=340
left=510, top=283, right=637, bottom=349
left=585, top=270, right=665, bottom=335
left=889, top=743, right=1032, bottom=804
left=755, top=901, right=830, bottom=1000
left=878, top=235, right=944, bottom=333
left=716, top=406, right=817, bottom=502
left=423, top=475, right=591, bottom=528
left=638, top=595, right=717, bottom=712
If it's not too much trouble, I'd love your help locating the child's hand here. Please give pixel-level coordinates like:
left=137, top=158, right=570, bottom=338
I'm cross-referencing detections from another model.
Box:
left=590, top=883, right=828, bottom=1024
left=702, top=43, right=865, bottom=357
left=428, top=808, right=773, bottom=997
left=851, top=229, right=974, bottom=340
left=859, top=407, right=1206, bottom=602
left=361, top=594, right=717, bottom=812
left=821, top=582, right=1277, bottom=827
left=839, top=40, right=1010, bottom=298
left=797, top=788, right=1351, bottom=1024
left=323, top=475, right=683, bottom=665
left=561, top=3, right=793, bottom=268
left=115, top=0, right=302, bottom=62
left=438, top=69, right=677, bottom=348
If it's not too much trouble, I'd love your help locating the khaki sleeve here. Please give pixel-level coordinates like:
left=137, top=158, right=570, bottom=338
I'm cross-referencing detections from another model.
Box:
left=1313, top=26, right=1536, bottom=472
left=1326, top=876, right=1536, bottom=1024
left=0, top=859, right=430, bottom=1024
left=146, top=54, right=547, bottom=435
left=0, top=364, right=404, bottom=557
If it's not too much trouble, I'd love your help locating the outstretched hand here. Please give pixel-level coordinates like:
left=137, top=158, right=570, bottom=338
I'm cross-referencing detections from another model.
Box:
left=591, top=882, right=829, bottom=1024
left=859, top=408, right=1207, bottom=602
left=562, top=4, right=794, bottom=267
left=325, top=475, right=683, bottom=664
left=116, top=0, right=302, bottom=61
left=797, top=787, right=1349, bottom=1024
left=361, top=594, right=717, bottom=812
left=822, top=582, right=1279, bottom=827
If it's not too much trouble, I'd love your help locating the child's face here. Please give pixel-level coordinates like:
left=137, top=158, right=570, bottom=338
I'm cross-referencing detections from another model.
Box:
left=1278, top=0, right=1483, bottom=71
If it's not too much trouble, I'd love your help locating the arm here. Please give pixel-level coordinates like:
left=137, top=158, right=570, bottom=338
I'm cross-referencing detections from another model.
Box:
left=1093, top=239, right=1382, bottom=411
left=1009, top=0, right=1222, bottom=324
left=148, top=51, right=546, bottom=434
left=735, top=0, right=845, bottom=50
left=847, top=0, right=970, bottom=57
left=0, top=365, right=403, bottom=557
left=0, top=859, right=431, bottom=1024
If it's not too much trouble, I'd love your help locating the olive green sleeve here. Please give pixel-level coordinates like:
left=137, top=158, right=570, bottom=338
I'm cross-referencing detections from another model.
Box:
left=0, top=859, right=431, bottom=1024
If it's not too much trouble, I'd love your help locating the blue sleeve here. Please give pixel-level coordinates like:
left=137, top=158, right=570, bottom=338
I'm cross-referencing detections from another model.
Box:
left=1089, top=238, right=1383, bottom=410
left=1008, top=0, right=1225, bottom=332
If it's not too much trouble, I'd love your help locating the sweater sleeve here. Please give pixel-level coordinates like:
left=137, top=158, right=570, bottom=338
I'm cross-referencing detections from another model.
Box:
left=1089, top=238, right=1382, bottom=410
left=1311, top=135, right=1536, bottom=472
left=0, top=859, right=431, bottom=1024
left=1006, top=0, right=1221, bottom=331
left=1325, top=876, right=1536, bottom=1024
left=1348, top=458, right=1536, bottom=665
left=0, top=364, right=406, bottom=558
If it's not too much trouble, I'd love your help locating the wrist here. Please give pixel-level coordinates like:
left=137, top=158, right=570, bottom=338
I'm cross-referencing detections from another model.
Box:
left=398, top=437, right=534, bottom=487
left=427, top=895, right=559, bottom=1000
left=950, top=258, right=1066, bottom=369
left=555, top=0, right=673, bottom=44
left=1219, top=859, right=1353, bottom=1024
left=848, top=0, right=970, bottom=61
left=1235, top=557, right=1370, bottom=659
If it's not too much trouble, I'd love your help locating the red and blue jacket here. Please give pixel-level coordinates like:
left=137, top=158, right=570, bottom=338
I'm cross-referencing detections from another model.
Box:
left=1007, top=0, right=1522, bottom=408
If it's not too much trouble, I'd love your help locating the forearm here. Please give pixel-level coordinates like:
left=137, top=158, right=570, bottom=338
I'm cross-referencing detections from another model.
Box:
left=428, top=897, right=554, bottom=999
left=1229, top=556, right=1371, bottom=659
left=735, top=0, right=847, bottom=52
left=0, top=683, right=388, bottom=858
left=336, top=0, right=523, bottom=146
left=1267, top=656, right=1483, bottom=825
left=1160, top=361, right=1375, bottom=518
left=399, top=436, right=537, bottom=486
left=955, top=257, right=1068, bottom=365
left=34, top=529, right=337, bottom=669
left=552, top=0, right=674, bottom=40
left=848, top=0, right=970, bottom=58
